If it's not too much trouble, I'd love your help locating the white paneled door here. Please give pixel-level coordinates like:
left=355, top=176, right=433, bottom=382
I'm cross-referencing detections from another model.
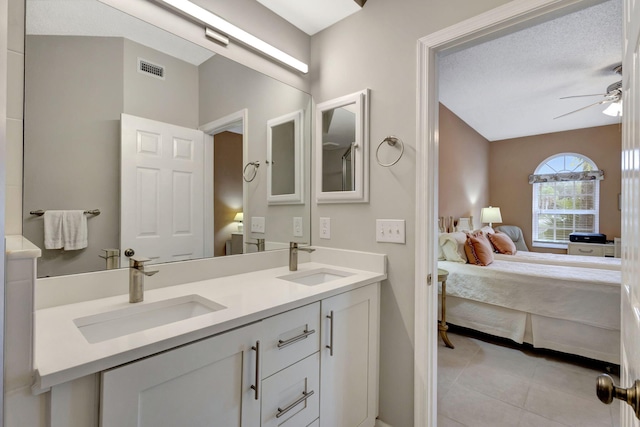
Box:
left=121, top=113, right=205, bottom=265
left=620, top=0, right=640, bottom=424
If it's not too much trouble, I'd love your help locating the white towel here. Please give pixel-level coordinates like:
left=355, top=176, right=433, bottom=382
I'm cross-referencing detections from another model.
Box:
left=62, top=210, right=88, bottom=250
left=44, top=210, right=64, bottom=249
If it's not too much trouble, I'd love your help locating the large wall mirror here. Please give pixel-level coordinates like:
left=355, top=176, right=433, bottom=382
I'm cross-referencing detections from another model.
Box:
left=315, top=89, right=369, bottom=203
left=23, top=0, right=311, bottom=278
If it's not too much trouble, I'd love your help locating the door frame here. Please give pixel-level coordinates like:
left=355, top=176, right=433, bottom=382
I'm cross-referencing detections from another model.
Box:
left=414, top=0, right=604, bottom=425
left=200, top=109, right=248, bottom=256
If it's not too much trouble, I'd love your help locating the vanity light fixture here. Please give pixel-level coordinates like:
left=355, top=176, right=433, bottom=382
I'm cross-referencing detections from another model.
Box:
left=154, top=0, right=309, bottom=74
left=481, top=206, right=502, bottom=228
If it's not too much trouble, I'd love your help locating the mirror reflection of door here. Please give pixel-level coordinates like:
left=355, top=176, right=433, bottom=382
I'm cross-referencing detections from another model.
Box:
left=212, top=123, right=243, bottom=257
left=271, top=121, right=296, bottom=196
left=321, top=106, right=356, bottom=192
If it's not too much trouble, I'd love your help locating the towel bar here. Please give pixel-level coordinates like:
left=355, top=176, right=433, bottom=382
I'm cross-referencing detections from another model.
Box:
left=30, top=209, right=101, bottom=216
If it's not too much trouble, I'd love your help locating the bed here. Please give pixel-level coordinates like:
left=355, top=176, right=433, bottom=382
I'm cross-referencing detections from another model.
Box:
left=438, top=233, right=621, bottom=364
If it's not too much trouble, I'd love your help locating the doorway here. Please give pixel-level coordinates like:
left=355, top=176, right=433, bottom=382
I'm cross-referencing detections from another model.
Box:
left=414, top=1, right=623, bottom=426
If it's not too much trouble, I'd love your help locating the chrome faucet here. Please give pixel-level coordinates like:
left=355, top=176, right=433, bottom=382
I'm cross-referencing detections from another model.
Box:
left=289, top=242, right=315, bottom=271
left=246, top=238, right=266, bottom=252
left=129, top=257, right=159, bottom=303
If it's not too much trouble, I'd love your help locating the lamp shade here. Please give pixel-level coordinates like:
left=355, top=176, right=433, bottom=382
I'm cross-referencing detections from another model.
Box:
left=233, top=212, right=243, bottom=222
left=603, top=102, right=622, bottom=117
left=481, top=206, right=502, bottom=225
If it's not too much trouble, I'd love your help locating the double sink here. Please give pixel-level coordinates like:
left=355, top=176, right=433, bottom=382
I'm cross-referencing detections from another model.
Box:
left=74, top=268, right=353, bottom=344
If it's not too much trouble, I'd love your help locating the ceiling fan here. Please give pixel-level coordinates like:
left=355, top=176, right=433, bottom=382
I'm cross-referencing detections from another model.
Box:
left=554, top=65, right=623, bottom=119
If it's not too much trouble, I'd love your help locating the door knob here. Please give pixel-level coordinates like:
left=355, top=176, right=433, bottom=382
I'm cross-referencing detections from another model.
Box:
left=597, top=374, right=640, bottom=419
left=124, top=248, right=135, bottom=257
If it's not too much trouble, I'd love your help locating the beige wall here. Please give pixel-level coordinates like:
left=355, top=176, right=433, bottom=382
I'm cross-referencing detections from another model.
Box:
left=213, top=131, right=243, bottom=257
left=490, top=124, right=622, bottom=252
left=439, top=104, right=490, bottom=228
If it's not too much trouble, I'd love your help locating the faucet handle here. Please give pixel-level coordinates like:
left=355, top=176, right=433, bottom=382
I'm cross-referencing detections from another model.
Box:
left=130, top=256, right=152, bottom=268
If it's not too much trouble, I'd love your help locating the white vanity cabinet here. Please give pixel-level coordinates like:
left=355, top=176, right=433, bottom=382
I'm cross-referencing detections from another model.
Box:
left=100, top=322, right=262, bottom=427
left=320, top=283, right=380, bottom=427
left=65, top=284, right=379, bottom=427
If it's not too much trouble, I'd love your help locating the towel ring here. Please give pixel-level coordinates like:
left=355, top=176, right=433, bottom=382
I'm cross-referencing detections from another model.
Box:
left=243, top=161, right=260, bottom=182
left=376, top=136, right=404, bottom=167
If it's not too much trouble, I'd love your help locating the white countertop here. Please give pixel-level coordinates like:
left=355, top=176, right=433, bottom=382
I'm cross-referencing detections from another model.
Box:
left=34, top=261, right=385, bottom=392
left=5, top=235, right=41, bottom=260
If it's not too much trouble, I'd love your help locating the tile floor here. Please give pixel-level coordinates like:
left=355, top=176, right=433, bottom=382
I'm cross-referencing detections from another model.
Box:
left=437, top=328, right=621, bottom=427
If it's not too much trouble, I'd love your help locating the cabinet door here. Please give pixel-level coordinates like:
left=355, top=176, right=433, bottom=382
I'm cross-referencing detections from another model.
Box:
left=320, top=283, right=380, bottom=427
left=101, top=323, right=261, bottom=427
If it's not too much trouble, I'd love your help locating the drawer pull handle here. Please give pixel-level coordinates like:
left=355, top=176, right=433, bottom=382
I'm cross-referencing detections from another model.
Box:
left=276, top=390, right=315, bottom=418
left=250, top=341, right=260, bottom=400
left=278, top=329, right=316, bottom=349
left=326, top=311, right=334, bottom=356
left=579, top=248, right=594, bottom=253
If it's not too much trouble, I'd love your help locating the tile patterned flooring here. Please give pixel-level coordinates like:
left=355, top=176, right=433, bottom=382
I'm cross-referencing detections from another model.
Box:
left=437, top=329, right=621, bottom=427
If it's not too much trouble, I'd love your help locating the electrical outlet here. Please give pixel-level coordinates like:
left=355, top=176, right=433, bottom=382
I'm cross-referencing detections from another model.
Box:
left=293, top=217, right=303, bottom=237
left=320, top=217, right=331, bottom=239
left=376, top=219, right=406, bottom=243
left=251, top=217, right=265, bottom=233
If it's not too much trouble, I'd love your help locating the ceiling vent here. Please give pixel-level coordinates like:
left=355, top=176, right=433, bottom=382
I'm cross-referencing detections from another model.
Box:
left=137, top=58, right=165, bottom=80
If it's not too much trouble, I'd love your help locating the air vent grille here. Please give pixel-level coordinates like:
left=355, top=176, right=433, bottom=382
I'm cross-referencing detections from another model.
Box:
left=138, top=58, right=165, bottom=80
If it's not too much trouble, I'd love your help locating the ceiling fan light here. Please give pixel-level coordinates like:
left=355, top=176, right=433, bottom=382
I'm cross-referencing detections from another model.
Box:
left=603, top=102, right=622, bottom=117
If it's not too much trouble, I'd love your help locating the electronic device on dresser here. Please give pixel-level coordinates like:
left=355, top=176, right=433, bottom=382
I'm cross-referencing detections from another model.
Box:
left=569, top=232, right=607, bottom=244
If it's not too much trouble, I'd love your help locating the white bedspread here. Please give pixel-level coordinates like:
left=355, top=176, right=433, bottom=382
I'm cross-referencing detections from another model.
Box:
left=439, top=260, right=620, bottom=331
left=494, top=251, right=621, bottom=270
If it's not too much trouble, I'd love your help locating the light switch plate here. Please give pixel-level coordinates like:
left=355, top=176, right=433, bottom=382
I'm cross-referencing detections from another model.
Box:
left=251, top=217, right=265, bottom=233
left=293, top=217, right=303, bottom=237
left=376, top=219, right=405, bottom=243
left=319, top=217, right=331, bottom=239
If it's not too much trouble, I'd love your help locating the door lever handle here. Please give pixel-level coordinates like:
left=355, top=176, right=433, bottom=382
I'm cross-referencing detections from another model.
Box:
left=597, top=374, right=640, bottom=419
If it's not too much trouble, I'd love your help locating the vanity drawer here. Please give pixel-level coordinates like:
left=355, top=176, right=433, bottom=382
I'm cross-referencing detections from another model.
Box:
left=261, top=302, right=320, bottom=378
left=261, top=353, right=320, bottom=427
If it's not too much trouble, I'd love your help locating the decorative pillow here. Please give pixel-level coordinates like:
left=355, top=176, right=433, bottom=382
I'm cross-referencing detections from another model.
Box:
left=464, top=231, right=495, bottom=266
left=488, top=231, right=517, bottom=255
left=438, top=232, right=468, bottom=263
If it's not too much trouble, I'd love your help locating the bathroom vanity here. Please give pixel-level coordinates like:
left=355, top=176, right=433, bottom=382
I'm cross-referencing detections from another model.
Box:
left=32, top=249, right=385, bottom=427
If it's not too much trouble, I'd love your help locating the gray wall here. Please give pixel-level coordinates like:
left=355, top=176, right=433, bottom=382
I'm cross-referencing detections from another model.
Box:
left=23, top=35, right=199, bottom=277
left=198, top=54, right=312, bottom=247
left=23, top=36, right=124, bottom=278
left=309, top=0, right=511, bottom=425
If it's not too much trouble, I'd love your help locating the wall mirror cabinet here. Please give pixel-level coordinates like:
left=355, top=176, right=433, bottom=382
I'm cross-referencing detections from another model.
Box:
left=315, top=89, right=369, bottom=203
left=23, top=0, right=311, bottom=278
left=267, top=110, right=304, bottom=205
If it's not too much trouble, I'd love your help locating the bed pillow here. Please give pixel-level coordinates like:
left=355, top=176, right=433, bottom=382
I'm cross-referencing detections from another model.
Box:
left=464, top=231, right=495, bottom=266
left=438, top=232, right=468, bottom=263
left=488, top=231, right=517, bottom=255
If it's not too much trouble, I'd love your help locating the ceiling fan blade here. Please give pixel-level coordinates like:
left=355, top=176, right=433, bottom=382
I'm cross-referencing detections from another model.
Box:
left=559, top=94, right=607, bottom=99
left=553, top=99, right=611, bottom=119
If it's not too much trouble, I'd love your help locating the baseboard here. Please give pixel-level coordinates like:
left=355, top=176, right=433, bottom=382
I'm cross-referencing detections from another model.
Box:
left=375, top=419, right=393, bottom=427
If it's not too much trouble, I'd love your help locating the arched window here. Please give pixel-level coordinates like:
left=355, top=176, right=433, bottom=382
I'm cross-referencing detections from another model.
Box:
left=530, top=153, right=602, bottom=248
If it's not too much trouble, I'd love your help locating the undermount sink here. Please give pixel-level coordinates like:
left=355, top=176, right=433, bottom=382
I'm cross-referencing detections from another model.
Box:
left=278, top=268, right=354, bottom=286
left=74, top=294, right=226, bottom=343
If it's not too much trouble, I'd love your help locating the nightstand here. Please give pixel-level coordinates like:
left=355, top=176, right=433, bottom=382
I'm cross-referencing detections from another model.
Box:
left=567, top=241, right=618, bottom=258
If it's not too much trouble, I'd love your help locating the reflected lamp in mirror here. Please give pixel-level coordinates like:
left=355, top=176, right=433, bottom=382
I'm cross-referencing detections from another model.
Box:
left=481, top=206, right=502, bottom=228
left=267, top=110, right=304, bottom=205
left=315, top=89, right=370, bottom=203
left=234, top=212, right=244, bottom=232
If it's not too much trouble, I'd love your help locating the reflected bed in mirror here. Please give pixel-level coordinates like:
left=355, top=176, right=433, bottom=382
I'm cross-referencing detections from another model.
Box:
left=315, top=89, right=369, bottom=203
left=23, top=0, right=311, bottom=278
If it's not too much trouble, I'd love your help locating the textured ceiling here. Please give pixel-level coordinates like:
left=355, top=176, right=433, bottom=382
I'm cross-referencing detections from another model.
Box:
left=438, top=0, right=622, bottom=141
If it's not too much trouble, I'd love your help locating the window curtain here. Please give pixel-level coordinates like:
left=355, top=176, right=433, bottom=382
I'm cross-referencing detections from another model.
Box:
left=528, top=170, right=604, bottom=184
